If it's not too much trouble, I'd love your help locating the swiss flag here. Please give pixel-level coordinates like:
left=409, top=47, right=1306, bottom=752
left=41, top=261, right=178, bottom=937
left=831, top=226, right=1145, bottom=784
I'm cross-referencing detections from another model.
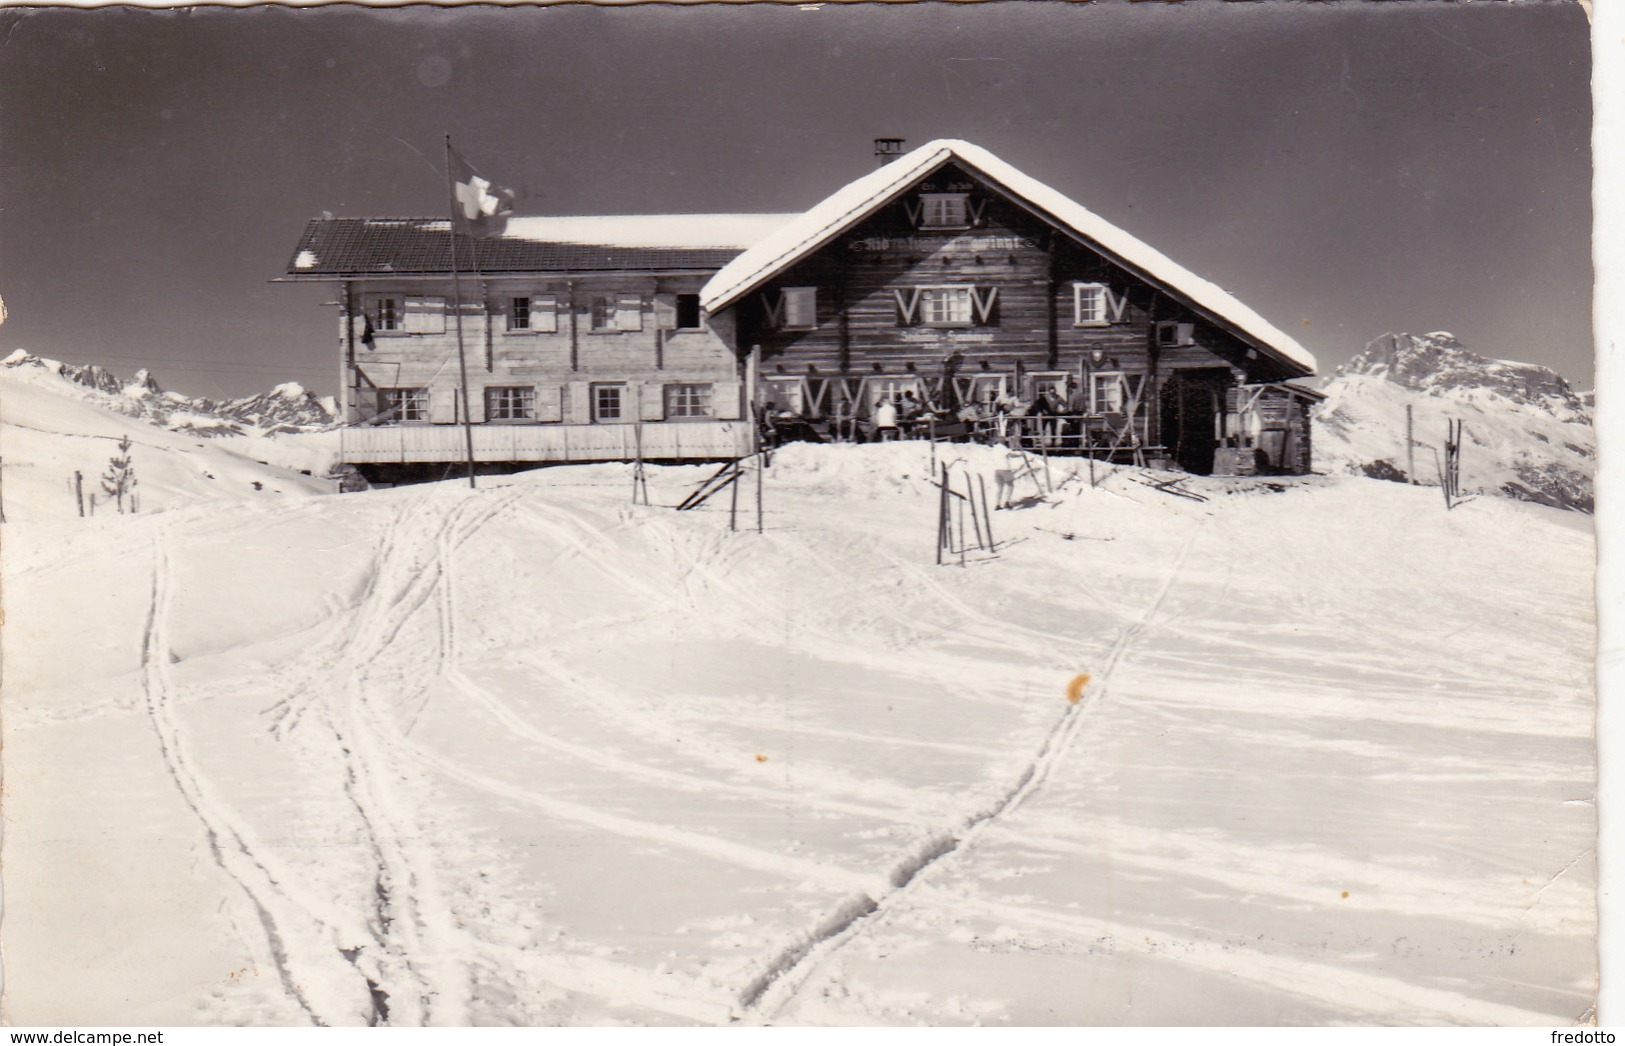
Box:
left=449, top=145, right=515, bottom=239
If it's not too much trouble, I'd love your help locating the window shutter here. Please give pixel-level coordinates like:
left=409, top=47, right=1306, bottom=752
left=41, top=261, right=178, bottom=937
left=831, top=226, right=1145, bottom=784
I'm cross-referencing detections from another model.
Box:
left=403, top=296, right=446, bottom=334
left=533, top=294, right=558, bottom=333
left=615, top=294, right=644, bottom=332
left=1177, top=322, right=1195, bottom=346
left=782, top=288, right=816, bottom=329
left=639, top=382, right=666, bottom=421
left=479, top=387, right=493, bottom=423
left=653, top=294, right=678, bottom=331
left=534, top=384, right=563, bottom=423
left=713, top=381, right=743, bottom=420
left=971, top=286, right=999, bottom=326
left=567, top=382, right=592, bottom=424
left=429, top=387, right=457, bottom=424
left=893, top=288, right=920, bottom=327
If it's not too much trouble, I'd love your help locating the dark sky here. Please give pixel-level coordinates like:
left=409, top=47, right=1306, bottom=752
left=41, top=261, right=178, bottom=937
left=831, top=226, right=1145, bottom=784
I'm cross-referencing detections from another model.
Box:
left=0, top=1, right=1593, bottom=399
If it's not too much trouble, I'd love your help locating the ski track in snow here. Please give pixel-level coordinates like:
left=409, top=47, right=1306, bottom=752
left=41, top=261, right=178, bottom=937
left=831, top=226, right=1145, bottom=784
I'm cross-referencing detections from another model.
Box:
left=307, top=488, right=530, bottom=1024
left=736, top=522, right=1206, bottom=1019
left=153, top=488, right=525, bottom=1024
left=140, top=526, right=373, bottom=1026
left=17, top=449, right=1589, bottom=1026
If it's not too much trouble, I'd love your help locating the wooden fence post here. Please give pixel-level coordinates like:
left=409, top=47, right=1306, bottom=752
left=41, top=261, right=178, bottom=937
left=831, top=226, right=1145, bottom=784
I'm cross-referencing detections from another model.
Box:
left=729, top=460, right=740, bottom=532
left=1406, top=404, right=1416, bottom=485
left=978, top=474, right=995, bottom=551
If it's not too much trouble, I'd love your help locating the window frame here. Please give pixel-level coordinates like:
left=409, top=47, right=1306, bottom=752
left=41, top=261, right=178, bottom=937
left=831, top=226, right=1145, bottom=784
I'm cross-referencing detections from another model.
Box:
left=919, top=286, right=976, bottom=329
left=918, top=193, right=970, bottom=230
left=862, top=376, right=924, bottom=415
left=1028, top=373, right=1070, bottom=405
left=762, top=376, right=809, bottom=416
left=1073, top=283, right=1109, bottom=328
left=589, top=296, right=615, bottom=332
left=663, top=382, right=715, bottom=420
left=1157, top=320, right=1194, bottom=347
left=377, top=387, right=428, bottom=423
left=965, top=374, right=1009, bottom=409
left=591, top=382, right=627, bottom=423
left=506, top=293, right=558, bottom=334
left=674, top=293, right=703, bottom=331
left=1090, top=371, right=1126, bottom=416
left=367, top=296, right=401, bottom=332
left=485, top=385, right=537, bottom=423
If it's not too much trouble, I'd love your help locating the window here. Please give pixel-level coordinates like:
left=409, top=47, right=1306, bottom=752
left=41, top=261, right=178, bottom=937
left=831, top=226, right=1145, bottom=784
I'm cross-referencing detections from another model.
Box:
left=590, top=295, right=642, bottom=331
left=1074, top=283, right=1108, bottom=327
left=508, top=294, right=557, bottom=333
left=486, top=386, right=535, bottom=422
left=920, top=287, right=974, bottom=327
left=1090, top=372, right=1126, bottom=415
left=592, top=383, right=625, bottom=422
left=1030, top=374, right=1069, bottom=403
left=919, top=193, right=969, bottom=229
left=762, top=377, right=807, bottom=415
left=664, top=383, right=714, bottom=419
left=378, top=387, right=427, bottom=422
left=965, top=374, right=1008, bottom=408
left=675, top=294, right=702, bottom=330
left=781, top=287, right=817, bottom=330
left=1157, top=321, right=1194, bottom=347
left=864, top=377, right=923, bottom=413
left=372, top=297, right=400, bottom=331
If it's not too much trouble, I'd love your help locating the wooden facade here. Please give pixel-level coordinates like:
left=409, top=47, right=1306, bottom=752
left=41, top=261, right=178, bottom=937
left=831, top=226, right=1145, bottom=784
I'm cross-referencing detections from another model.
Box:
left=729, top=159, right=1313, bottom=474
left=283, top=141, right=1316, bottom=479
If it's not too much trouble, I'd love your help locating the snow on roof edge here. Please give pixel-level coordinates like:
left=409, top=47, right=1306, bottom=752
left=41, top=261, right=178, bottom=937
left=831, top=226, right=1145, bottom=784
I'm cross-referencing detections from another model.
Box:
left=701, top=139, right=1316, bottom=374
left=700, top=144, right=955, bottom=311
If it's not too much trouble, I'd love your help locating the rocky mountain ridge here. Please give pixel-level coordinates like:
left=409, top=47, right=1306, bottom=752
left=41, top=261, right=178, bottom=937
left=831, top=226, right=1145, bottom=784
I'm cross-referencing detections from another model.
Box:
left=1, top=351, right=338, bottom=436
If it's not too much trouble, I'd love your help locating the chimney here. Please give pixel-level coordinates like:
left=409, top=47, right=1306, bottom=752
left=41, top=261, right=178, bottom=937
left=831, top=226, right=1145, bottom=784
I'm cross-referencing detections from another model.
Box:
left=874, top=138, right=906, bottom=166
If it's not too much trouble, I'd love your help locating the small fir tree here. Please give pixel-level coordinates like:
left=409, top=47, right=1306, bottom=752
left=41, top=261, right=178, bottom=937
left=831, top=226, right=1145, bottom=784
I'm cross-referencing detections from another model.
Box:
left=101, top=435, right=137, bottom=514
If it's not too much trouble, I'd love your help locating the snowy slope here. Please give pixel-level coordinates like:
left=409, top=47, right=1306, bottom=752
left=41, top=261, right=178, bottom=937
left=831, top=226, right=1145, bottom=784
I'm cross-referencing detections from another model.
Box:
left=1314, top=333, right=1594, bottom=512
left=0, top=355, right=337, bottom=521
left=3, top=351, right=340, bottom=436
left=2, top=444, right=1593, bottom=1026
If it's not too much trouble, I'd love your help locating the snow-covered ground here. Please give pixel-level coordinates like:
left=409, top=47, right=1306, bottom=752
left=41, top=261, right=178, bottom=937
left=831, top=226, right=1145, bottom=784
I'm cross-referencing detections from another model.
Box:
left=1, top=437, right=1595, bottom=1025
left=0, top=360, right=339, bottom=521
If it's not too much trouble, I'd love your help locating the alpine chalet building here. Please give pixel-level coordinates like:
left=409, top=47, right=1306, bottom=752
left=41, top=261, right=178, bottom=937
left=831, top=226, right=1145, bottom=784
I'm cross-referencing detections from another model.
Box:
left=281, top=140, right=1318, bottom=483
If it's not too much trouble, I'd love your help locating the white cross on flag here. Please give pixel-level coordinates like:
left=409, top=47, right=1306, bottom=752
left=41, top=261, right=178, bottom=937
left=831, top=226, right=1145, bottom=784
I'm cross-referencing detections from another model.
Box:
left=449, top=146, right=515, bottom=239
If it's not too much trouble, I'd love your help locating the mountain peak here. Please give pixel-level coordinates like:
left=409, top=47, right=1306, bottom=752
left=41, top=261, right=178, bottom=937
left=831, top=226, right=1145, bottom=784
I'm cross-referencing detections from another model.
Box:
left=1316, top=334, right=1593, bottom=512
left=2, top=352, right=337, bottom=435
left=1341, top=332, right=1586, bottom=423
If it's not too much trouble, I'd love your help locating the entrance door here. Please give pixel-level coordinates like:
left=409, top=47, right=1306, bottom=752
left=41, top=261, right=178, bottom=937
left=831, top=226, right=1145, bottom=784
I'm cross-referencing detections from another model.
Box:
left=1159, top=369, right=1229, bottom=475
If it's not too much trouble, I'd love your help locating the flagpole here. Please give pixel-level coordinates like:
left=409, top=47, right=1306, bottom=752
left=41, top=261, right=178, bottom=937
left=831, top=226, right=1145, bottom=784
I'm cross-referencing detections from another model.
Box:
left=445, top=133, right=478, bottom=490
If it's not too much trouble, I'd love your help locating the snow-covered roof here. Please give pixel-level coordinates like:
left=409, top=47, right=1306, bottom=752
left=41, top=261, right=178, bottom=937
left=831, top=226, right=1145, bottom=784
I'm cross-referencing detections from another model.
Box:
left=285, top=215, right=796, bottom=277
left=700, top=139, right=1316, bottom=374
left=500, top=213, right=796, bottom=249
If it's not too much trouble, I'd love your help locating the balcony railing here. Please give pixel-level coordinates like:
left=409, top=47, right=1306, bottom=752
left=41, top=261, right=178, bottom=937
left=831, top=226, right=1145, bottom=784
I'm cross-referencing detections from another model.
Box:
left=341, top=420, right=752, bottom=464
